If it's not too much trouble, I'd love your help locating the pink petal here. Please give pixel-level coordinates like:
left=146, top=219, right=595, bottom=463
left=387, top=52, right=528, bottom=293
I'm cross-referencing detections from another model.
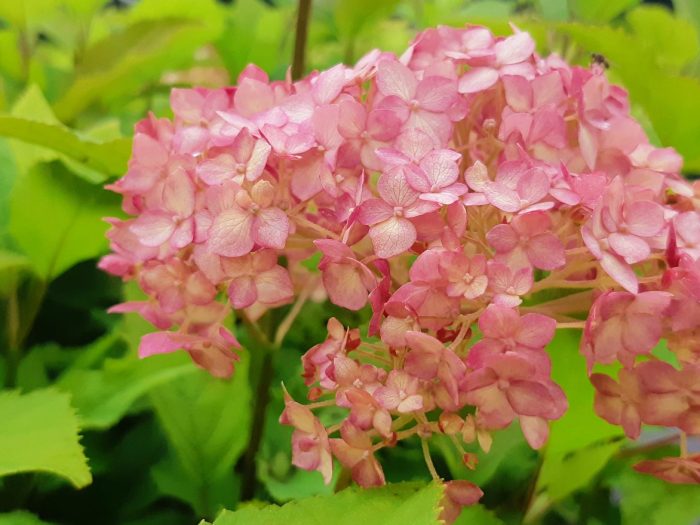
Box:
left=458, top=68, right=499, bottom=94
left=256, top=266, right=294, bottom=305
left=608, top=233, right=650, bottom=263
left=376, top=59, right=417, bottom=101
left=486, top=224, right=519, bottom=253
left=527, top=232, right=565, bottom=270
left=228, top=275, right=258, bottom=309
left=358, top=199, right=394, bottom=225
left=600, top=252, right=639, bottom=294
left=495, top=32, right=535, bottom=65
left=416, top=76, right=457, bottom=112
left=369, top=217, right=417, bottom=259
left=208, top=207, right=255, bottom=257
left=625, top=201, right=665, bottom=237
left=130, top=214, right=175, bottom=247
left=254, top=207, right=290, bottom=250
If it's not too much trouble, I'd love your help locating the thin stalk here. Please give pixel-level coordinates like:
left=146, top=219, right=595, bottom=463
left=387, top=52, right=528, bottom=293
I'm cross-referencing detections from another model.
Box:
left=292, top=0, right=312, bottom=80
left=241, top=344, right=275, bottom=500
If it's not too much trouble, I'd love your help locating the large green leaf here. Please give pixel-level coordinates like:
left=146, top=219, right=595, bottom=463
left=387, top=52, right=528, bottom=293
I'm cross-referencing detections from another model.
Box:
left=215, top=0, right=294, bottom=81
left=149, top=356, right=252, bottom=516
left=0, top=388, right=91, bottom=488
left=58, top=336, right=194, bottom=429
left=611, top=465, right=700, bottom=525
left=545, top=330, right=622, bottom=455
left=8, top=162, right=119, bottom=279
left=0, top=116, right=131, bottom=178
left=211, top=482, right=445, bottom=525
left=54, top=0, right=225, bottom=122
left=568, top=0, right=640, bottom=22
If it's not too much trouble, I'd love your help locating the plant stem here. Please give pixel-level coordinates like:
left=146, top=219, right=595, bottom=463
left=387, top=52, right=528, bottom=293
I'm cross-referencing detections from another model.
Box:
left=241, top=345, right=275, bottom=500
left=292, top=0, right=312, bottom=80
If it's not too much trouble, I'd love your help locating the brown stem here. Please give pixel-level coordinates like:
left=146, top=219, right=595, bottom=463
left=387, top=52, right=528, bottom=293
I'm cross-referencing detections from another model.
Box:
left=292, top=0, right=312, bottom=80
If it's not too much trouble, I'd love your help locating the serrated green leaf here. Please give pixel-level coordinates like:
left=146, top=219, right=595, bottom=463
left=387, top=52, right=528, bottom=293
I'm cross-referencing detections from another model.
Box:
left=212, top=482, right=445, bottom=525
left=0, top=388, right=91, bottom=488
left=149, top=355, right=252, bottom=516
left=8, top=162, right=119, bottom=279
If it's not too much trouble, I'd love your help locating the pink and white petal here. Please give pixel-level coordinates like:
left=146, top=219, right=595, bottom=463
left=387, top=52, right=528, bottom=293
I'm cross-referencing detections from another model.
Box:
left=376, top=59, right=417, bottom=101
left=369, top=217, right=417, bottom=259
left=245, top=140, right=272, bottom=181
left=254, top=207, right=290, bottom=250
left=519, top=416, right=549, bottom=449
left=600, top=252, right=639, bottom=294
left=358, top=198, right=394, bottom=225
left=608, top=233, right=650, bottom=264
left=495, top=32, right=536, bottom=65
left=130, top=214, right=175, bottom=247
left=323, top=262, right=369, bottom=310
left=256, top=266, right=294, bottom=305
left=486, top=224, right=519, bottom=253
left=527, top=232, right=566, bottom=270
left=416, top=76, right=457, bottom=112
left=208, top=207, right=255, bottom=257
left=625, top=201, right=666, bottom=237
left=458, top=68, right=499, bottom=94
left=228, top=275, right=258, bottom=309
left=484, top=182, right=521, bottom=212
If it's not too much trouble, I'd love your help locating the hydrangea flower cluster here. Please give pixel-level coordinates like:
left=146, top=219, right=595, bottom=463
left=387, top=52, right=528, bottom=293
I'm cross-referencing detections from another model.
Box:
left=102, top=23, right=700, bottom=515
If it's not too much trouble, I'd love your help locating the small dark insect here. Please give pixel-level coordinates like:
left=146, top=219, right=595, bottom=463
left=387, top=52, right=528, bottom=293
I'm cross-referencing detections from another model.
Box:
left=591, top=53, right=610, bottom=69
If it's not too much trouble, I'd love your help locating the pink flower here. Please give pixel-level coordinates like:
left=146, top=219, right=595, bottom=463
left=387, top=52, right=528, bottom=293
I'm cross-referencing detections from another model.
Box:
left=581, top=291, right=672, bottom=369
left=582, top=177, right=668, bottom=293
left=486, top=260, right=533, bottom=306
left=467, top=305, right=555, bottom=376
left=196, top=128, right=271, bottom=184
left=440, top=480, right=484, bottom=524
left=590, top=369, right=644, bottom=439
left=315, top=240, right=377, bottom=310
left=204, top=180, right=290, bottom=257
left=330, top=421, right=385, bottom=487
left=358, top=167, right=438, bottom=258
left=486, top=211, right=565, bottom=271
left=439, top=252, right=489, bottom=299
left=373, top=370, right=424, bottom=413
left=224, top=249, right=293, bottom=311
left=463, top=354, right=567, bottom=444
left=280, top=391, right=334, bottom=484
left=465, top=160, right=552, bottom=213
left=375, top=58, right=458, bottom=143
left=457, top=31, right=536, bottom=94
left=634, top=455, right=700, bottom=484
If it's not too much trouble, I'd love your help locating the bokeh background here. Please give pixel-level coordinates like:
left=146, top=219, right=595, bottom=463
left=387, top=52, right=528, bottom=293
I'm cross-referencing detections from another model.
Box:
left=0, top=1, right=699, bottom=524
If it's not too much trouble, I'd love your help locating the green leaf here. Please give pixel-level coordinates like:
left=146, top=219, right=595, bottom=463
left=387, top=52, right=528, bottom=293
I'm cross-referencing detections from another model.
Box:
left=626, top=6, right=699, bottom=71
left=0, top=511, right=55, bottom=525
left=212, top=482, right=445, bottom=525
left=59, top=348, right=194, bottom=430
left=215, top=0, right=294, bottom=80
left=149, top=355, right=252, bottom=516
left=54, top=0, right=224, bottom=122
left=568, top=0, right=640, bottom=22
left=334, top=0, right=401, bottom=44
left=0, top=388, right=91, bottom=488
left=0, top=116, right=131, bottom=179
left=611, top=466, right=700, bottom=525
left=453, top=505, right=504, bottom=525
left=545, top=330, right=622, bottom=455
left=8, top=162, right=119, bottom=279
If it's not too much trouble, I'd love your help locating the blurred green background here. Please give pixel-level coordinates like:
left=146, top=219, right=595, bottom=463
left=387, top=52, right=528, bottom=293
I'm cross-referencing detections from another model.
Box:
left=0, top=1, right=699, bottom=524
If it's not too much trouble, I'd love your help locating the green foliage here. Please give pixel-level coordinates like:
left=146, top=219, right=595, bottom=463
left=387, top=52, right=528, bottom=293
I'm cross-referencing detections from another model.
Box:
left=610, top=466, right=700, bottom=525
left=0, top=2, right=698, bottom=524
left=0, top=388, right=91, bottom=488
left=8, top=162, right=119, bottom=279
left=149, top=356, right=252, bottom=517
left=211, top=482, right=445, bottom=525
left=0, top=511, right=54, bottom=525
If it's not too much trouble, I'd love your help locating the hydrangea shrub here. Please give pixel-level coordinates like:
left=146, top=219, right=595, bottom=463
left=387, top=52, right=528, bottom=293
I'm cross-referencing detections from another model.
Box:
left=101, top=23, right=700, bottom=518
